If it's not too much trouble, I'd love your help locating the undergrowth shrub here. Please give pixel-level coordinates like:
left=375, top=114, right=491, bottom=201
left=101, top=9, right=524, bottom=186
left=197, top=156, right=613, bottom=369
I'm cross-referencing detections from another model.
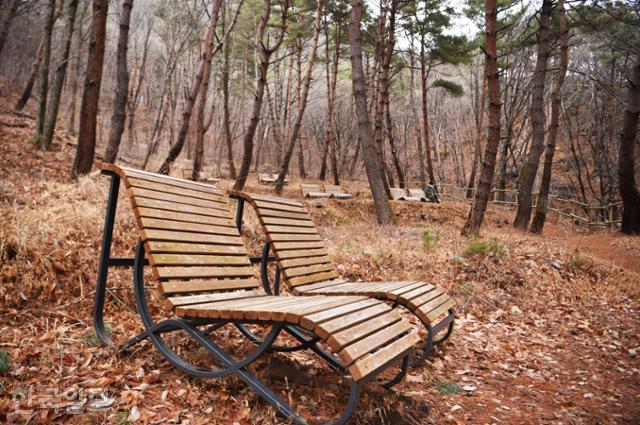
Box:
left=437, top=382, right=462, bottom=396
left=421, top=228, right=441, bottom=253
left=464, top=236, right=506, bottom=257
left=0, top=350, right=9, bottom=373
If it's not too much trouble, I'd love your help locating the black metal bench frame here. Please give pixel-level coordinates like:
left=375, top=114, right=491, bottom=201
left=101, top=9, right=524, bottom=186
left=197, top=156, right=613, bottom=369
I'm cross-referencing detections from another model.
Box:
left=231, top=195, right=455, bottom=368
left=93, top=170, right=412, bottom=424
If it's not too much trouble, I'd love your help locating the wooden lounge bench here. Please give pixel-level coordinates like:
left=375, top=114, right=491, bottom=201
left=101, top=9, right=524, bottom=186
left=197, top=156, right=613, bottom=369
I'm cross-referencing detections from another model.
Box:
left=94, top=164, right=419, bottom=424
left=389, top=187, right=423, bottom=202
left=229, top=191, right=456, bottom=367
left=260, top=173, right=289, bottom=185
left=325, top=184, right=353, bottom=200
left=407, top=188, right=428, bottom=202
left=301, top=183, right=330, bottom=198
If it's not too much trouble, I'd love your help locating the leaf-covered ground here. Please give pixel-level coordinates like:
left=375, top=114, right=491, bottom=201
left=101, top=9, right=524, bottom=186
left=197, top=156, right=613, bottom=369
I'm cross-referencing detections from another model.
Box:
left=0, top=109, right=639, bottom=424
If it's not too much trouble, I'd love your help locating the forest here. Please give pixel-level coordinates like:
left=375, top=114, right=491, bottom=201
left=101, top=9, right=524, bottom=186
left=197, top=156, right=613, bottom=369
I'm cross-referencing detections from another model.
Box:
left=0, top=0, right=638, bottom=424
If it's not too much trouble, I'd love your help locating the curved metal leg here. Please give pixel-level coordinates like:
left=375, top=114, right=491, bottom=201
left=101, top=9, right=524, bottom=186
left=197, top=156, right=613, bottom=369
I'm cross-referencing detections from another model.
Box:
left=433, top=308, right=455, bottom=344
left=330, top=381, right=362, bottom=425
left=380, top=355, right=410, bottom=389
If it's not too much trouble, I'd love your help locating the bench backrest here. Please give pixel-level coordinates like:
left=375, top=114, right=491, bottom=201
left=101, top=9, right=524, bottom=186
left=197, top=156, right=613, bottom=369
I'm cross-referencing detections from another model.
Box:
left=301, top=184, right=324, bottom=197
left=407, top=188, right=426, bottom=200
left=324, top=184, right=347, bottom=195
left=102, top=164, right=262, bottom=306
left=230, top=191, right=339, bottom=291
left=389, top=188, right=407, bottom=200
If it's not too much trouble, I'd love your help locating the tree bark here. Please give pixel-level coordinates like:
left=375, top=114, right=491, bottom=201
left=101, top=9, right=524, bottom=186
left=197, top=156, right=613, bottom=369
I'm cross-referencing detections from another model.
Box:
left=71, top=0, right=109, bottom=178
left=221, top=2, right=236, bottom=179
left=618, top=57, right=640, bottom=234
left=156, top=0, right=223, bottom=175
left=42, top=0, right=79, bottom=150
left=0, top=0, right=19, bottom=66
left=274, top=0, right=324, bottom=194
left=349, top=0, right=395, bottom=225
left=530, top=0, right=568, bottom=233
left=467, top=71, right=486, bottom=198
left=233, top=0, right=289, bottom=191
left=513, top=0, right=553, bottom=229
left=33, top=0, right=56, bottom=149
left=420, top=36, right=437, bottom=186
left=103, top=0, right=134, bottom=164
left=461, top=0, right=501, bottom=236
left=66, top=1, right=88, bottom=135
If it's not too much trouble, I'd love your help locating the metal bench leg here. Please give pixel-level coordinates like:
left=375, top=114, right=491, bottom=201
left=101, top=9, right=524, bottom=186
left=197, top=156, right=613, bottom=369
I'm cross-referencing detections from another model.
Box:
left=94, top=174, right=120, bottom=346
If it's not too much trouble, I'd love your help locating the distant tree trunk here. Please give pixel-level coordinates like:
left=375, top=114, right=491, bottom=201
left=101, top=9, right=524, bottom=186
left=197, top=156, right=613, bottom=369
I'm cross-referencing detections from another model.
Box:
left=233, top=0, right=289, bottom=191
left=157, top=0, right=223, bottom=175
left=514, top=0, right=553, bottom=230
left=349, top=0, right=395, bottom=225
left=467, top=75, right=486, bottom=198
left=191, top=43, right=217, bottom=181
left=274, top=0, right=323, bottom=194
left=33, top=0, right=56, bottom=149
left=618, top=57, right=640, bottom=234
left=461, top=0, right=501, bottom=236
left=67, top=1, right=88, bottom=135
left=409, top=48, right=426, bottom=186
left=71, top=0, right=109, bottom=178
left=320, top=15, right=341, bottom=182
left=0, top=0, right=19, bottom=65
left=15, top=0, right=65, bottom=112
left=420, top=36, right=436, bottom=185
left=42, top=0, right=79, bottom=150
left=125, top=18, right=152, bottom=153
left=530, top=0, right=568, bottom=233
left=103, top=0, right=134, bottom=164
left=221, top=2, right=236, bottom=179
left=295, top=44, right=306, bottom=179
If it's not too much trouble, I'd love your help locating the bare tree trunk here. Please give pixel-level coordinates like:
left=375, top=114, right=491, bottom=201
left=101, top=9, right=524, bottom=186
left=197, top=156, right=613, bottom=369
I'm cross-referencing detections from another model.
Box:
left=295, top=43, right=306, bottom=179
left=420, top=37, right=437, bottom=185
left=42, top=0, right=79, bottom=150
left=125, top=18, right=152, bottom=153
left=461, top=0, right=501, bottom=236
left=103, top=0, right=134, bottom=164
left=233, top=0, right=289, bottom=191
left=409, top=48, right=426, bottom=186
left=221, top=2, right=236, bottom=179
left=0, top=0, right=19, bottom=65
left=67, top=1, right=88, bottom=135
left=157, top=0, right=223, bottom=175
left=191, top=42, right=217, bottom=181
left=466, top=74, right=486, bottom=198
left=71, top=0, right=109, bottom=178
left=618, top=57, right=640, bottom=234
left=33, top=0, right=56, bottom=149
left=530, top=0, right=568, bottom=233
left=274, top=0, right=324, bottom=194
left=349, top=0, right=394, bottom=225
left=514, top=0, right=553, bottom=229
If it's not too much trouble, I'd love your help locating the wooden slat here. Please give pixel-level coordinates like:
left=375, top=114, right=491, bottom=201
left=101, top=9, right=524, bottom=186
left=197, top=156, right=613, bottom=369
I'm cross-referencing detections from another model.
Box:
left=395, top=284, right=437, bottom=302
left=387, top=281, right=431, bottom=298
left=146, top=241, right=245, bottom=255
left=315, top=303, right=392, bottom=339
left=140, top=218, right=239, bottom=236
left=142, top=229, right=243, bottom=245
left=415, top=292, right=449, bottom=314
left=136, top=207, right=235, bottom=227
left=402, top=287, right=444, bottom=310
left=328, top=310, right=402, bottom=350
left=133, top=197, right=232, bottom=218
left=254, top=200, right=307, bottom=213
left=300, top=299, right=380, bottom=329
left=283, top=296, right=364, bottom=323
left=279, top=255, right=332, bottom=269
left=168, top=290, right=265, bottom=306
left=293, top=279, right=348, bottom=293
left=423, top=298, right=456, bottom=323
left=241, top=192, right=303, bottom=207
left=288, top=270, right=340, bottom=287
left=276, top=248, right=328, bottom=260
left=261, top=217, right=315, bottom=227
left=129, top=187, right=228, bottom=211
left=118, top=166, right=222, bottom=193
left=264, top=225, right=318, bottom=234
left=257, top=209, right=311, bottom=220
left=283, top=263, right=335, bottom=278
left=350, top=331, right=421, bottom=380
left=339, top=320, right=413, bottom=365
left=161, top=278, right=259, bottom=294
left=126, top=177, right=225, bottom=203
left=150, top=253, right=250, bottom=266
left=156, top=265, right=255, bottom=280
left=269, top=233, right=321, bottom=242
left=273, top=241, right=327, bottom=251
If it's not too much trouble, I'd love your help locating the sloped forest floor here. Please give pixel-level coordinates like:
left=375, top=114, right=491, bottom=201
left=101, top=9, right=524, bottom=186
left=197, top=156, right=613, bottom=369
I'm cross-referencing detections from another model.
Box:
left=0, top=104, right=639, bottom=424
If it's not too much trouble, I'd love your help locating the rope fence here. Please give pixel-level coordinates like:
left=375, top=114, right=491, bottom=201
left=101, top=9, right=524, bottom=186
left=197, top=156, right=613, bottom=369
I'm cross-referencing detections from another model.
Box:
left=437, top=184, right=623, bottom=230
